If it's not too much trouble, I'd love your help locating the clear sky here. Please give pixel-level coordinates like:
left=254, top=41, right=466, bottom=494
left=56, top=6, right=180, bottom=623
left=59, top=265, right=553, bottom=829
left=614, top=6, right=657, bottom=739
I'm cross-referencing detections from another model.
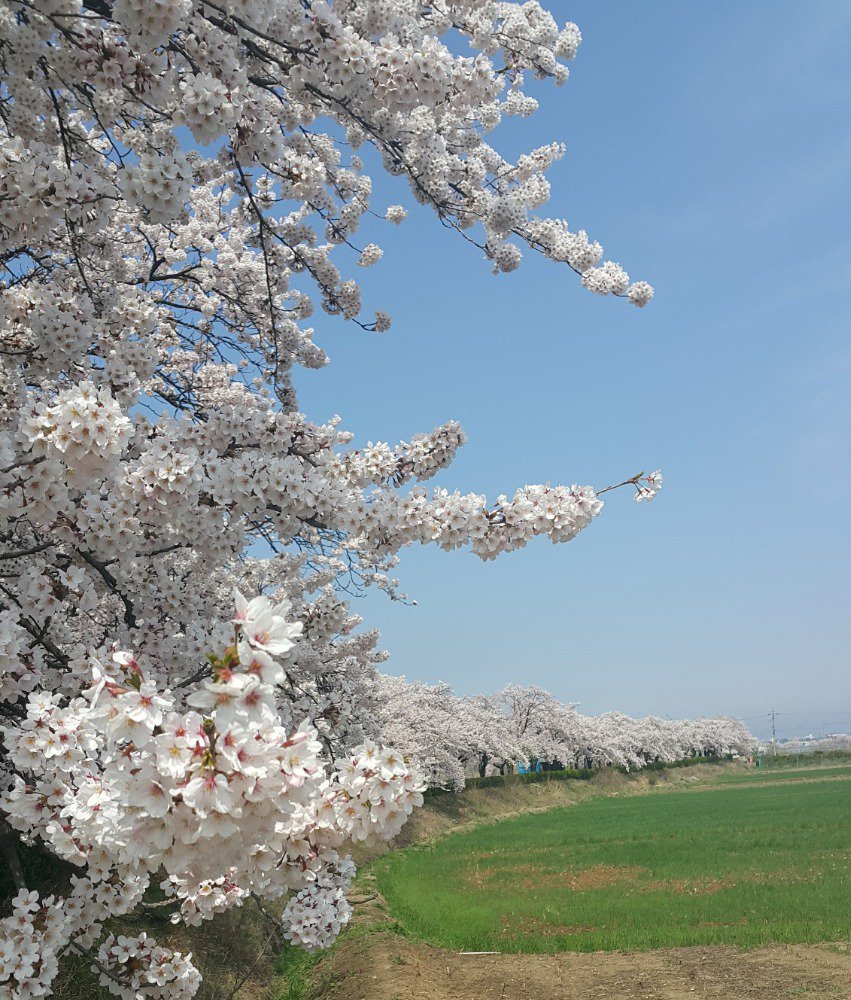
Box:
left=294, top=1, right=851, bottom=741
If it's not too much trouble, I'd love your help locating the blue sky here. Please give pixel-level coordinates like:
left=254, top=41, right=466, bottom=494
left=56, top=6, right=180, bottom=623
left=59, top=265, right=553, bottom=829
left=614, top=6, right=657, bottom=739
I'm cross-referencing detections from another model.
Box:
left=294, top=1, right=851, bottom=740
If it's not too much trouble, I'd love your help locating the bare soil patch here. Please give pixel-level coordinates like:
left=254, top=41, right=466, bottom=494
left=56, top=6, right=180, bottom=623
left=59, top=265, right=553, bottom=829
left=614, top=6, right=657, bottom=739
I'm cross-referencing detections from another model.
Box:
left=552, top=864, right=647, bottom=891
left=639, top=868, right=814, bottom=897
left=500, top=916, right=598, bottom=939
left=465, top=863, right=649, bottom=892
left=465, top=863, right=817, bottom=900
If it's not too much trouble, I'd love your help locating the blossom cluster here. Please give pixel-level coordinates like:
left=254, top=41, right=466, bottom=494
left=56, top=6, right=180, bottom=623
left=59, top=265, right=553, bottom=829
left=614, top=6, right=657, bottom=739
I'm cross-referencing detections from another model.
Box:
left=0, top=890, right=70, bottom=999
left=20, top=381, right=132, bottom=483
left=333, top=740, right=424, bottom=842
left=634, top=470, right=663, bottom=502
left=160, top=872, right=247, bottom=928
left=0, top=878, right=196, bottom=999
left=282, top=855, right=355, bottom=952
left=1, top=595, right=423, bottom=995
left=94, top=933, right=201, bottom=1000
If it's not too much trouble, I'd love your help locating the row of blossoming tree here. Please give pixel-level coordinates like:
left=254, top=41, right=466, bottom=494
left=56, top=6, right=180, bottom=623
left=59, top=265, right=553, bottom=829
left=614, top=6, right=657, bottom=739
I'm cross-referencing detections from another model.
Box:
left=374, top=676, right=757, bottom=791
left=2, top=0, right=664, bottom=996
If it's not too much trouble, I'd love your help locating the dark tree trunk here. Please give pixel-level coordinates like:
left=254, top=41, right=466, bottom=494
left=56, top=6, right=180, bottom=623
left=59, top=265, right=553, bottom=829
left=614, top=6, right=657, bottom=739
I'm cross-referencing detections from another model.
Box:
left=1, top=821, right=26, bottom=892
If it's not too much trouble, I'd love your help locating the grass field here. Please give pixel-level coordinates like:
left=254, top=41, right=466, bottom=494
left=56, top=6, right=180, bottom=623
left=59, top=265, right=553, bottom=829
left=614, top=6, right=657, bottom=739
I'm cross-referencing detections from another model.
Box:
left=373, top=769, right=851, bottom=953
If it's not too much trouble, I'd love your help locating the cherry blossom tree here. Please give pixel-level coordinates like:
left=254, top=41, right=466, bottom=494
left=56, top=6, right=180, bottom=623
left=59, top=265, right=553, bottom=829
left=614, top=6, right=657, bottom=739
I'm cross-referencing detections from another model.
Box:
left=375, top=679, right=756, bottom=785
left=0, top=1, right=666, bottom=996
left=373, top=675, right=521, bottom=789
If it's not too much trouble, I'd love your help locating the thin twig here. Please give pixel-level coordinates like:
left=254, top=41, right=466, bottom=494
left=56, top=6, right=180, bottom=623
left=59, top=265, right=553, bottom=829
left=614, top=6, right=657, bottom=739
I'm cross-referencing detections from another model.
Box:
left=596, top=472, right=644, bottom=496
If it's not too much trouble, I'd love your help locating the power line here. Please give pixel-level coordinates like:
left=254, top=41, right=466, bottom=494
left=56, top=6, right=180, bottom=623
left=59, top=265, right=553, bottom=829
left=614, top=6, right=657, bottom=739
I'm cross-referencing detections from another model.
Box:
left=770, top=709, right=851, bottom=717
left=740, top=710, right=851, bottom=721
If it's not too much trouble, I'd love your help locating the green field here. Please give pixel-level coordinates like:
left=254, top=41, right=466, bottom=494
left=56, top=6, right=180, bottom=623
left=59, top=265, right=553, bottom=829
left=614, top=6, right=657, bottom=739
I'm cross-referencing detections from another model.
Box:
left=373, top=770, right=851, bottom=953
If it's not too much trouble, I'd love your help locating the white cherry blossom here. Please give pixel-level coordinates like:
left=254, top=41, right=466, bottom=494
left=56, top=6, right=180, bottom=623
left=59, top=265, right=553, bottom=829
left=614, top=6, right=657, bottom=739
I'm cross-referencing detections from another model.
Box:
left=0, top=3, right=666, bottom=995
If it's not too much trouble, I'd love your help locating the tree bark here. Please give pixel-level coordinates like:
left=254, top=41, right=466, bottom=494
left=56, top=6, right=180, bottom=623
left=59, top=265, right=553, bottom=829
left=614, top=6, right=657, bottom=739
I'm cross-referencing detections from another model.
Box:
left=0, top=820, right=27, bottom=892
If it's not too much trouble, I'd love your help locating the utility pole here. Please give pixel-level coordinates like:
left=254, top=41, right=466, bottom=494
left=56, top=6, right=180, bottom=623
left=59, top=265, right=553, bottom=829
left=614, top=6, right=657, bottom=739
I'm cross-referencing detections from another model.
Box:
left=770, top=708, right=777, bottom=757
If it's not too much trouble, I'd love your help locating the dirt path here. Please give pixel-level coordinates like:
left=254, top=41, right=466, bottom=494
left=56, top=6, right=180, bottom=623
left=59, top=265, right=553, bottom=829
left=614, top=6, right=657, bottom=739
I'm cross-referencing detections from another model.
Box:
left=316, top=932, right=851, bottom=1000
